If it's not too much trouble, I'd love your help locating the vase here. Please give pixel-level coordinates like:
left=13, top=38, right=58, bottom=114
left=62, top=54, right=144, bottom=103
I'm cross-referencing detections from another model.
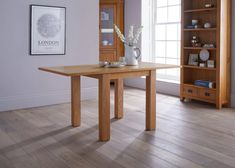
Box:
left=125, top=45, right=141, bottom=66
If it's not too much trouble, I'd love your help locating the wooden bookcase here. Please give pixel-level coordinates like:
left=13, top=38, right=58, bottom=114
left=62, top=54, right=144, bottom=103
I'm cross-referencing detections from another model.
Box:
left=99, top=0, right=124, bottom=61
left=180, top=0, right=230, bottom=108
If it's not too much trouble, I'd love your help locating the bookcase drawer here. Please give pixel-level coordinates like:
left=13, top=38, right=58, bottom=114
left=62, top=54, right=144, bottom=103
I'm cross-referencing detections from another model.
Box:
left=183, top=85, right=198, bottom=97
left=199, top=89, right=216, bottom=101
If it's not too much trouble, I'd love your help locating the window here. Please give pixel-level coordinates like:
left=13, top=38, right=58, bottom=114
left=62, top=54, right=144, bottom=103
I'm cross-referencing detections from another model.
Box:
left=142, top=0, right=181, bottom=82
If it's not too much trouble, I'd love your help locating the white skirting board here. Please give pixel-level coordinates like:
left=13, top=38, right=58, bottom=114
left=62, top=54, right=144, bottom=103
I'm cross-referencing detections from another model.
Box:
left=231, top=93, right=235, bottom=108
left=0, top=87, right=98, bottom=112
left=124, top=78, right=180, bottom=97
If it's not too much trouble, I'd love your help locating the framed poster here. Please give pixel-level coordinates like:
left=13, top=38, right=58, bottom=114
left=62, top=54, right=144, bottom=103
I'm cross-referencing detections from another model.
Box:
left=30, top=5, right=66, bottom=55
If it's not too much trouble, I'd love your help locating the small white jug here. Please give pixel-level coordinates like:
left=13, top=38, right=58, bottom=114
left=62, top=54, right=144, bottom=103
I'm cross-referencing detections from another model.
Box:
left=125, top=45, right=141, bottom=66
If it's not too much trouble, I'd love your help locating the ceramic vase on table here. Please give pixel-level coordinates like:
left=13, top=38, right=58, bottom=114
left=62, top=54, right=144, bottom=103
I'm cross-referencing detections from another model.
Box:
left=125, top=45, right=141, bottom=66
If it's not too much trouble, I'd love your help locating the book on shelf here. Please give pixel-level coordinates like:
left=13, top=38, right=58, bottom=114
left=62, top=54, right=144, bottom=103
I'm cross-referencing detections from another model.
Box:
left=194, top=80, right=214, bottom=88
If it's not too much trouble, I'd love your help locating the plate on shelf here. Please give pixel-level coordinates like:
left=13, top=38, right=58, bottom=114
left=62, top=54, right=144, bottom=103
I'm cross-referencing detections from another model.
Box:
left=199, top=49, right=210, bottom=61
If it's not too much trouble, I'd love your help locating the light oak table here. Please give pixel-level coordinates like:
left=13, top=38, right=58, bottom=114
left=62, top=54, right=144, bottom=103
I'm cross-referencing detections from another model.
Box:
left=39, top=62, right=177, bottom=141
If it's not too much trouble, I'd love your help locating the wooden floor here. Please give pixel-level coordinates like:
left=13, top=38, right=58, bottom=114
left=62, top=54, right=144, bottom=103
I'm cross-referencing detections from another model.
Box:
left=0, top=87, right=235, bottom=168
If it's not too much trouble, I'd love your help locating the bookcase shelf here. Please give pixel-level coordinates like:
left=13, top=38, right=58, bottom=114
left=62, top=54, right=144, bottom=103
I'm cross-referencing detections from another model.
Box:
left=184, top=83, right=216, bottom=91
left=184, top=28, right=216, bottom=31
left=184, top=8, right=217, bottom=13
left=180, top=0, right=231, bottom=108
left=183, top=65, right=216, bottom=71
left=184, top=47, right=217, bottom=50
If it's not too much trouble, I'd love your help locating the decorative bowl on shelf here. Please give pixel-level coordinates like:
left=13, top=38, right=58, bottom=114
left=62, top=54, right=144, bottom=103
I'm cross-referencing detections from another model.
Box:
left=204, top=22, right=212, bottom=28
left=203, top=44, right=215, bottom=48
left=205, top=3, right=214, bottom=8
left=102, top=40, right=109, bottom=46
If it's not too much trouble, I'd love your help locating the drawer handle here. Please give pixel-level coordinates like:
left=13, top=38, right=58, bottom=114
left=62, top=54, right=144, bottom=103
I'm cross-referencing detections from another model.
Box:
left=205, top=92, right=210, bottom=96
left=188, top=89, right=193, bottom=93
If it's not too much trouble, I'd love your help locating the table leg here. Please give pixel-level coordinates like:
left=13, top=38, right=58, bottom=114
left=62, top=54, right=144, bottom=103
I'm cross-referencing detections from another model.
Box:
left=114, top=79, right=124, bottom=119
left=71, top=76, right=81, bottom=127
left=99, top=75, right=110, bottom=141
left=146, top=70, right=156, bottom=130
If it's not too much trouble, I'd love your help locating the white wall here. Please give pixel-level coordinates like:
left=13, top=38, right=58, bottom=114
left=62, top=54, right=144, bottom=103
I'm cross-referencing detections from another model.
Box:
left=0, top=0, right=99, bottom=112
left=124, top=0, right=180, bottom=97
left=125, top=0, right=142, bottom=49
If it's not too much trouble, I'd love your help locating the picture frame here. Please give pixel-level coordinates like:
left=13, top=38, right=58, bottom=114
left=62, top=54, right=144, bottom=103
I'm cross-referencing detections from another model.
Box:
left=30, top=5, right=66, bottom=55
left=207, top=60, right=215, bottom=68
left=188, top=53, right=199, bottom=66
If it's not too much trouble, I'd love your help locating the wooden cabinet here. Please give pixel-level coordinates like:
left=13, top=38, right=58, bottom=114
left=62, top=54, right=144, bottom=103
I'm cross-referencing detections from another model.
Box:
left=99, top=0, right=124, bottom=61
left=180, top=0, right=230, bottom=108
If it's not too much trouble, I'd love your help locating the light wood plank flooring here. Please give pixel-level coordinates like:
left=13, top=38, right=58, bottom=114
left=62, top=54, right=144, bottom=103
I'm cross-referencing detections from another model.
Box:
left=0, top=87, right=235, bottom=168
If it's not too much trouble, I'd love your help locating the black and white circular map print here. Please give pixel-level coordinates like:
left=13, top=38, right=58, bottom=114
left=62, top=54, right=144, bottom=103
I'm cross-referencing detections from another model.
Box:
left=37, top=14, right=61, bottom=38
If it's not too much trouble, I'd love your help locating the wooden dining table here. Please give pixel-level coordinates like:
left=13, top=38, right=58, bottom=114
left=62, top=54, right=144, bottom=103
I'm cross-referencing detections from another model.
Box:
left=39, top=62, right=177, bottom=141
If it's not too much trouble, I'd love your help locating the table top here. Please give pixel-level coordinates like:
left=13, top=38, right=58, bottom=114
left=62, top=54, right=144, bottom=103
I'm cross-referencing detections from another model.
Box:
left=39, top=62, right=178, bottom=77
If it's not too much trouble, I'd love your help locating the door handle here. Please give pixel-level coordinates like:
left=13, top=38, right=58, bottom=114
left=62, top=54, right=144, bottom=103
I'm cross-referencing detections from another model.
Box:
left=188, top=89, right=193, bottom=93
left=205, top=92, right=210, bottom=96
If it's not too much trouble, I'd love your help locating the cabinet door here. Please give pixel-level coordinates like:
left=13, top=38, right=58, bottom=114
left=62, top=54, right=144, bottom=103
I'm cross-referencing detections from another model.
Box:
left=100, top=50, right=117, bottom=61
left=100, top=5, right=116, bottom=49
